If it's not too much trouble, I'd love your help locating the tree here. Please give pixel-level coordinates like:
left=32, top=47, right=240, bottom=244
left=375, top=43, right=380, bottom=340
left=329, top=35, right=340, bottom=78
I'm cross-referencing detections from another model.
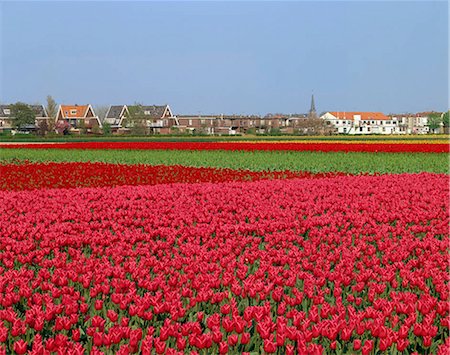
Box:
left=427, top=112, right=443, bottom=133
left=78, top=119, right=87, bottom=135
left=55, top=120, right=70, bottom=135
left=442, top=111, right=449, bottom=128
left=126, top=104, right=148, bottom=135
left=102, top=122, right=112, bottom=135
left=94, top=105, right=109, bottom=123
left=46, top=95, right=57, bottom=132
left=294, top=117, right=332, bottom=136
left=10, top=102, right=36, bottom=129
left=36, top=120, right=49, bottom=136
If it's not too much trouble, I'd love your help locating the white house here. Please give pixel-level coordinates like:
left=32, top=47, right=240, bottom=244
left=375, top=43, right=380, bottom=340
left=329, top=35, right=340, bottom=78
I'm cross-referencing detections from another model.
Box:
left=320, top=112, right=403, bottom=135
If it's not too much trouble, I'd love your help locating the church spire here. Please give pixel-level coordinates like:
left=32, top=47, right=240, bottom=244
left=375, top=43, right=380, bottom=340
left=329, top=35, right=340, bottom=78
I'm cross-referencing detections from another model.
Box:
left=308, top=93, right=317, bottom=118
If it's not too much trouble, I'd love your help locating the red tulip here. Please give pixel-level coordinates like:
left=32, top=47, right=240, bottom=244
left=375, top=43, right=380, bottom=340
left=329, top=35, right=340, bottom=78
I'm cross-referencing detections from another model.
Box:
left=14, top=340, right=27, bottom=355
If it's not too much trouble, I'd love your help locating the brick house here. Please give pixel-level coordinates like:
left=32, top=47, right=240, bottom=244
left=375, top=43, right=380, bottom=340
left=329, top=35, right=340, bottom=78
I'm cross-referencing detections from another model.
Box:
left=55, top=104, right=102, bottom=134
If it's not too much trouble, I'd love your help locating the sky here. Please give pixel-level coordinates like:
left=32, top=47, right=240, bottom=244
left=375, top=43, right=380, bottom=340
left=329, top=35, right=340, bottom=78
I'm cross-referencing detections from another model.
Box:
left=0, top=0, right=448, bottom=115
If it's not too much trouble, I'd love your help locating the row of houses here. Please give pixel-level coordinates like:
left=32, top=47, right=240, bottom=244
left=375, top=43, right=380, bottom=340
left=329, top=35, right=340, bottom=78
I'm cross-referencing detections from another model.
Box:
left=322, top=112, right=442, bottom=135
left=0, top=103, right=446, bottom=135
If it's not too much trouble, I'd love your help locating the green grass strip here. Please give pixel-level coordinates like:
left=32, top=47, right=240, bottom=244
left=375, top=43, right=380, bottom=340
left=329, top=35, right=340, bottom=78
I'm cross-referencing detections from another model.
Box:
left=1, top=149, right=448, bottom=174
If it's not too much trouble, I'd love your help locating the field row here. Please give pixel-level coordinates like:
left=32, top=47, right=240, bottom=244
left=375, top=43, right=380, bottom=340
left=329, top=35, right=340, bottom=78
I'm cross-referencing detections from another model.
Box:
left=1, top=149, right=448, bottom=174
left=0, top=141, right=448, bottom=152
left=0, top=161, right=349, bottom=191
left=0, top=174, right=448, bottom=354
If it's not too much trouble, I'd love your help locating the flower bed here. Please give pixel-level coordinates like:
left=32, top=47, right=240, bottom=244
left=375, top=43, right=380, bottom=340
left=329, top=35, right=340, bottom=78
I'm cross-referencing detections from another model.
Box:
left=0, top=141, right=448, bottom=152
left=0, top=161, right=347, bottom=191
left=0, top=173, right=448, bottom=354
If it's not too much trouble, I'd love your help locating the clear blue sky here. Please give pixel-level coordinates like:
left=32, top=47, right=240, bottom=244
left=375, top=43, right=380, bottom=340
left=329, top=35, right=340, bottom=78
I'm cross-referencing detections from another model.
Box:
left=0, top=1, right=448, bottom=115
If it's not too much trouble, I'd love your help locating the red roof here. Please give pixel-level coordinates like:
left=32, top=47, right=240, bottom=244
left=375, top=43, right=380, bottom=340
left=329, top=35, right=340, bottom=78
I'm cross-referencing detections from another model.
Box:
left=61, top=105, right=90, bottom=118
left=329, top=112, right=389, bottom=121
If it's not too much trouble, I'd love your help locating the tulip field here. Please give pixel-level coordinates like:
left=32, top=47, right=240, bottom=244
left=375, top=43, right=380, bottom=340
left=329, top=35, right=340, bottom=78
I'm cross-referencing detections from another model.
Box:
left=0, top=141, right=449, bottom=354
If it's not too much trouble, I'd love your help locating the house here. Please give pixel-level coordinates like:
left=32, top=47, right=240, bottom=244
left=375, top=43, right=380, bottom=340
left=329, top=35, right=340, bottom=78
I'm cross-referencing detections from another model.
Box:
left=416, top=111, right=443, bottom=134
left=118, top=105, right=178, bottom=134
left=320, top=112, right=401, bottom=135
left=388, top=114, right=422, bottom=134
left=176, top=114, right=291, bottom=135
left=0, top=104, right=48, bottom=133
left=104, top=105, right=128, bottom=133
left=388, top=112, right=444, bottom=134
left=56, top=104, right=102, bottom=134
left=176, top=115, right=218, bottom=134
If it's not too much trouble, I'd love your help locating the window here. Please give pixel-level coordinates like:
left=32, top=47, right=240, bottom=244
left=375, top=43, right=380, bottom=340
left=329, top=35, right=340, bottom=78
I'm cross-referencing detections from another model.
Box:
left=201, top=119, right=205, bottom=125
left=3, top=109, right=10, bottom=115
left=70, top=109, right=77, bottom=115
left=188, top=119, right=193, bottom=126
left=359, top=127, right=363, bottom=132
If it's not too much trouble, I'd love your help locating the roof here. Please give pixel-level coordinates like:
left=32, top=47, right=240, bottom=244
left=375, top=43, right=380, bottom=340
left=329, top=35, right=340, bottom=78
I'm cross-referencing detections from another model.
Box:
left=328, top=112, right=389, bottom=121
left=106, top=105, right=125, bottom=119
left=0, top=104, right=48, bottom=117
left=128, top=105, right=169, bottom=119
left=105, top=105, right=126, bottom=125
left=178, top=114, right=260, bottom=119
left=178, top=115, right=218, bottom=119
left=60, top=105, right=90, bottom=118
left=415, top=111, right=442, bottom=117
left=30, top=105, right=48, bottom=117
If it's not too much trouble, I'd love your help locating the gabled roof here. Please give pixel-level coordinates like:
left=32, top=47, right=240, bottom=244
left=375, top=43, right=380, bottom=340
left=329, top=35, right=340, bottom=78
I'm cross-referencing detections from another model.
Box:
left=60, top=105, right=90, bottom=118
left=30, top=105, right=48, bottom=117
left=105, top=105, right=127, bottom=126
left=328, top=112, right=389, bottom=121
left=106, top=105, right=126, bottom=119
left=128, top=105, right=170, bottom=119
left=0, top=104, right=48, bottom=117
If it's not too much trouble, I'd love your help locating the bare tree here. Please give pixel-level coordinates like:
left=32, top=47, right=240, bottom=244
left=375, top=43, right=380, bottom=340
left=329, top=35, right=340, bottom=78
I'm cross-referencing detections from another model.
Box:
left=94, top=105, right=109, bottom=123
left=46, top=95, right=58, bottom=132
left=295, top=117, right=333, bottom=136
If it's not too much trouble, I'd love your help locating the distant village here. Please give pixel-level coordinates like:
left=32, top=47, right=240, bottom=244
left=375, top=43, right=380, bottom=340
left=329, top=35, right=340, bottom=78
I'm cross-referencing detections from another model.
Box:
left=0, top=96, right=448, bottom=136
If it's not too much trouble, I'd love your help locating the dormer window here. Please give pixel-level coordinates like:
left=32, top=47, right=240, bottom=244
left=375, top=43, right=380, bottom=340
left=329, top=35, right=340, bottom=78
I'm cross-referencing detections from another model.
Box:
left=70, top=109, right=77, bottom=115
left=3, top=109, right=10, bottom=115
